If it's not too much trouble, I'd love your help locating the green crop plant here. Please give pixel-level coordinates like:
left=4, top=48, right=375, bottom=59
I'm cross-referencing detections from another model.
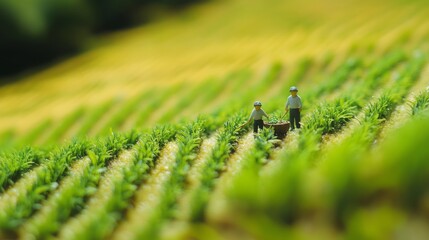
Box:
left=0, top=147, right=45, bottom=192
left=0, top=132, right=138, bottom=237
left=0, top=139, right=89, bottom=234
left=267, top=110, right=287, bottom=124
left=21, top=128, right=144, bottom=238
left=122, top=119, right=207, bottom=239
left=362, top=94, right=395, bottom=123
left=411, top=90, right=429, bottom=115
left=342, top=51, right=408, bottom=103
left=389, top=53, right=426, bottom=101
left=170, top=120, right=206, bottom=186
left=183, top=114, right=247, bottom=222
left=229, top=130, right=321, bottom=224
left=103, top=132, right=129, bottom=157
left=21, top=127, right=165, bottom=239
left=323, top=113, right=429, bottom=232
left=304, top=97, right=359, bottom=135
left=56, top=122, right=190, bottom=240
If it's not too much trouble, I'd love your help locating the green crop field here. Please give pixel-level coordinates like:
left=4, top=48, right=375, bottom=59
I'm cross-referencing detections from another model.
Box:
left=1, top=0, right=429, bottom=239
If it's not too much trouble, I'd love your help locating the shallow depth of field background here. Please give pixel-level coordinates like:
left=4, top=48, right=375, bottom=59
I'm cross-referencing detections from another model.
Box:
left=1, top=0, right=428, bottom=147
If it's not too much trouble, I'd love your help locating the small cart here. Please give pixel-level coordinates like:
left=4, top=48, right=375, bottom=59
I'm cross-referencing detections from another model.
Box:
left=263, top=121, right=290, bottom=139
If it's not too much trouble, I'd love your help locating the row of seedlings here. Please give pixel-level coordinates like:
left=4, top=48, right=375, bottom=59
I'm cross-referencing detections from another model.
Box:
left=109, top=118, right=210, bottom=239
left=53, top=124, right=182, bottom=239
left=0, top=131, right=137, bottom=238
left=307, top=53, right=427, bottom=227
left=220, top=52, right=426, bottom=238
left=281, top=61, right=427, bottom=236
left=0, top=147, right=45, bottom=193
left=206, top=128, right=276, bottom=228
left=217, top=51, right=407, bottom=230
left=172, top=114, right=248, bottom=224
left=0, top=139, right=90, bottom=238
left=410, top=90, right=429, bottom=116
left=20, top=130, right=142, bottom=239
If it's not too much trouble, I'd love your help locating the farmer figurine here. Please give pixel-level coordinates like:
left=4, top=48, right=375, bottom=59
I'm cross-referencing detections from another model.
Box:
left=285, top=86, right=302, bottom=130
left=240, top=101, right=269, bottom=133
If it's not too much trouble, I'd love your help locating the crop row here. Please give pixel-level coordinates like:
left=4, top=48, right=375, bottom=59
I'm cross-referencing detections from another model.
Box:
left=218, top=52, right=427, bottom=237
left=178, top=114, right=247, bottom=223
left=0, top=139, right=90, bottom=235
left=217, top=51, right=416, bottom=224
left=223, top=128, right=277, bottom=216
left=110, top=119, right=207, bottom=239
left=54, top=125, right=176, bottom=239
left=0, top=147, right=45, bottom=192
left=227, top=112, right=429, bottom=239
left=20, top=130, right=142, bottom=239
left=411, top=90, right=429, bottom=116
left=0, top=130, right=139, bottom=238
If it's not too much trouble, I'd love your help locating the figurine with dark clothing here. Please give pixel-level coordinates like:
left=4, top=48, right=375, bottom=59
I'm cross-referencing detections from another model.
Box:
left=285, top=86, right=302, bottom=130
left=240, top=101, right=269, bottom=133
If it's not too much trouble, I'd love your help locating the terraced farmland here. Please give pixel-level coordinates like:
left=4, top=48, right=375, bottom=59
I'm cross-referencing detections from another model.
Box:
left=1, top=0, right=429, bottom=239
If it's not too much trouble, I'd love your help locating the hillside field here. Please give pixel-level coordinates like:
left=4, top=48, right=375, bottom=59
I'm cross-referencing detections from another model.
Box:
left=1, top=0, right=429, bottom=239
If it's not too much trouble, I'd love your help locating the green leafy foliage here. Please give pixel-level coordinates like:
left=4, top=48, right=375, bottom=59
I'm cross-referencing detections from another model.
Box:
left=0, top=147, right=45, bottom=192
left=267, top=110, right=287, bottom=124
left=0, top=139, right=90, bottom=231
left=186, top=114, right=247, bottom=222
left=411, top=90, right=429, bottom=115
left=363, top=94, right=395, bottom=123
left=304, top=98, right=358, bottom=135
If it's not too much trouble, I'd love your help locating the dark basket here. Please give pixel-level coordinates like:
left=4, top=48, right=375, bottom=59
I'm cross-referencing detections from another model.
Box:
left=264, top=121, right=290, bottom=139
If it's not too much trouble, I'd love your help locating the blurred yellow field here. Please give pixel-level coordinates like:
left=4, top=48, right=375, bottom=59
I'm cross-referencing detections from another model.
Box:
left=1, top=0, right=428, bottom=141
